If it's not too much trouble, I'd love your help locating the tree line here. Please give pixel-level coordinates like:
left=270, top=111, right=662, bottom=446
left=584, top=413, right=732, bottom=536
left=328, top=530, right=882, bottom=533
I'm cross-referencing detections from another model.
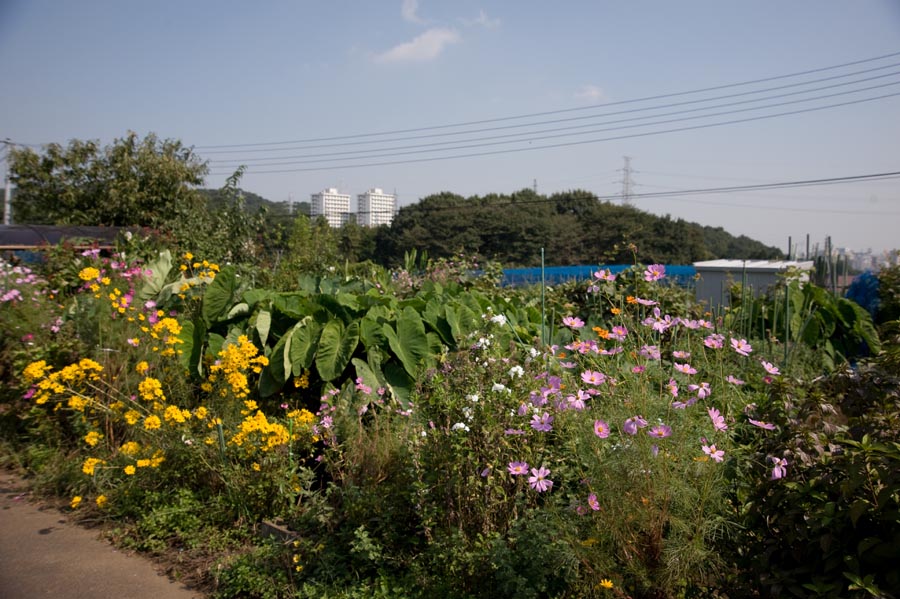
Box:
left=6, top=132, right=782, bottom=268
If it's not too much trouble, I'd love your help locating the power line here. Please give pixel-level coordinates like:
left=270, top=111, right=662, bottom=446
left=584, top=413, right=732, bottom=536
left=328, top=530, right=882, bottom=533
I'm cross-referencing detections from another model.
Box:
left=196, top=49, right=900, bottom=150
left=204, top=61, right=900, bottom=157
left=209, top=69, right=900, bottom=165
left=209, top=90, right=900, bottom=175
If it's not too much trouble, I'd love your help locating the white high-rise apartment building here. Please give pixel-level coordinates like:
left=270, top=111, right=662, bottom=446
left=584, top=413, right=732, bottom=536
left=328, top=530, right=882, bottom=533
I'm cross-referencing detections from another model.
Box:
left=357, top=188, right=396, bottom=227
left=310, top=188, right=351, bottom=228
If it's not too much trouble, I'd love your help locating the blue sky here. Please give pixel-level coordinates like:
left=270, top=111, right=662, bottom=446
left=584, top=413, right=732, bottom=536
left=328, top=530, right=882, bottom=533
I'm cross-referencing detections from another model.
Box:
left=2, top=0, right=899, bottom=255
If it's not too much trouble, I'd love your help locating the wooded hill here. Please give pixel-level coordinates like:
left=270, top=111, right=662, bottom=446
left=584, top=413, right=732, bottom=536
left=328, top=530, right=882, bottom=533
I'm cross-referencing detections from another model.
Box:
left=201, top=187, right=783, bottom=267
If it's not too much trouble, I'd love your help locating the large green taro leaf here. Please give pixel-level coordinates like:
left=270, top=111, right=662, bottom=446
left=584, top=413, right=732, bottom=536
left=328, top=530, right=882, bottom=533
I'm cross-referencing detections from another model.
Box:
left=315, top=320, right=360, bottom=382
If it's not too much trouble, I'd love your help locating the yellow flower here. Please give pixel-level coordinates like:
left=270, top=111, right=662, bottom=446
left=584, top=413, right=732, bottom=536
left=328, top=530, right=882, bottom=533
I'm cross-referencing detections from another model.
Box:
left=124, top=465, right=136, bottom=475
left=124, top=410, right=141, bottom=425
left=84, top=431, right=102, bottom=447
left=23, top=360, right=51, bottom=382
left=100, top=277, right=111, bottom=286
left=599, top=578, right=614, bottom=589
left=95, top=495, right=108, bottom=508
left=611, top=307, right=622, bottom=315
left=78, top=267, right=100, bottom=281
left=119, top=441, right=141, bottom=456
left=183, top=252, right=193, bottom=261
left=143, top=415, right=162, bottom=431
left=82, top=457, right=104, bottom=476
left=70, top=496, right=82, bottom=509
left=135, top=361, right=149, bottom=375
left=252, top=462, right=261, bottom=472
left=138, top=377, right=165, bottom=401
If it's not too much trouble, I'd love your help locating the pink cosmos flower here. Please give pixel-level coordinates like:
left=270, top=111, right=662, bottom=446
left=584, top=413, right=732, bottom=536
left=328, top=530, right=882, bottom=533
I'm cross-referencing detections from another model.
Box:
left=702, top=444, right=725, bottom=463
left=623, top=416, right=648, bottom=435
left=708, top=407, right=728, bottom=432
left=688, top=382, right=711, bottom=399
left=508, top=461, right=530, bottom=475
left=643, top=264, right=666, bottom=281
left=631, top=365, right=645, bottom=374
left=635, top=297, right=658, bottom=306
left=609, top=325, right=628, bottom=341
left=640, top=345, right=661, bottom=360
left=730, top=338, right=753, bottom=356
left=748, top=418, right=777, bottom=430
left=562, top=316, right=585, bottom=328
left=761, top=360, right=781, bottom=376
left=593, top=419, right=610, bottom=438
left=726, top=375, right=745, bottom=385
left=672, top=350, right=691, bottom=359
left=770, top=456, right=789, bottom=480
left=648, top=424, right=672, bottom=438
left=667, top=378, right=679, bottom=397
left=530, top=412, right=554, bottom=432
left=528, top=466, right=553, bottom=492
left=594, top=269, right=617, bottom=282
left=674, top=362, right=697, bottom=375
left=581, top=370, right=606, bottom=385
left=704, top=334, right=725, bottom=349
left=587, top=493, right=600, bottom=511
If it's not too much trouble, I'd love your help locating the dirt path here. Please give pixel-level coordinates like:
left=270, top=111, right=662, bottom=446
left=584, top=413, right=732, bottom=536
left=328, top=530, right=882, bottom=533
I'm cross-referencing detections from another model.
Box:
left=0, top=471, right=205, bottom=599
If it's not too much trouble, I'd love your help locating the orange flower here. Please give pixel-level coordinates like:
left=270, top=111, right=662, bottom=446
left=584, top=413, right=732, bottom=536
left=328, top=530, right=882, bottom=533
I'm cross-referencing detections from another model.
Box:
left=610, top=307, right=622, bottom=315
left=626, top=296, right=638, bottom=305
left=592, top=327, right=609, bottom=339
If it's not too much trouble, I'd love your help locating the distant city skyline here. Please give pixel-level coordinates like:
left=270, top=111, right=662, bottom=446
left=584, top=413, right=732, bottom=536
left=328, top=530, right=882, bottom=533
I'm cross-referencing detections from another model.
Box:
left=1, top=1, right=898, bottom=253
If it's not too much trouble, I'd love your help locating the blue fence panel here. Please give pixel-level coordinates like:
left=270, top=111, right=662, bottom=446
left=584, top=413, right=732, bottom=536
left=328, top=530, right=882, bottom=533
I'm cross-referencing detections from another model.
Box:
left=501, top=264, right=697, bottom=287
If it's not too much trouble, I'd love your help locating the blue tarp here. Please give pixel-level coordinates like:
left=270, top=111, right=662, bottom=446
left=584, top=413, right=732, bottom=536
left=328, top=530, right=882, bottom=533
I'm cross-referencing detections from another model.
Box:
left=501, top=264, right=697, bottom=287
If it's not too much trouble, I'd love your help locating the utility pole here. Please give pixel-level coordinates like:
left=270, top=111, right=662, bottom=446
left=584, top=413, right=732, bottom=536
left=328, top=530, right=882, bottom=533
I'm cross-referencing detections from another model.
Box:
left=533, top=178, right=538, bottom=194
left=619, top=156, right=634, bottom=205
left=2, top=140, right=11, bottom=225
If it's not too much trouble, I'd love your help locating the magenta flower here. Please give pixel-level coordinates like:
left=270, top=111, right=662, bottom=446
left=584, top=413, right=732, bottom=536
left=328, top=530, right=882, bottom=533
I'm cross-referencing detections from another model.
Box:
left=504, top=428, right=527, bottom=435
left=674, top=362, right=697, bottom=375
left=704, top=334, right=725, bottom=349
left=609, top=325, right=628, bottom=341
left=530, top=412, right=554, bottom=432
left=631, top=365, right=646, bottom=374
left=508, top=461, right=530, bottom=475
left=761, top=360, right=781, bottom=376
left=667, top=378, right=679, bottom=397
left=770, top=456, right=789, bottom=480
left=748, top=418, right=777, bottom=430
left=648, top=424, right=672, bottom=438
left=581, top=370, right=606, bottom=385
left=562, top=316, right=585, bottom=328
left=587, top=493, right=600, bottom=511
left=688, top=382, right=711, bottom=399
left=643, top=264, right=666, bottom=281
left=593, top=419, right=610, bottom=438
left=640, top=345, right=661, bottom=360
left=730, top=338, right=753, bottom=356
left=702, top=444, right=725, bottom=462
left=708, top=407, right=728, bottom=432
left=528, top=466, right=553, bottom=492
left=623, top=416, right=648, bottom=435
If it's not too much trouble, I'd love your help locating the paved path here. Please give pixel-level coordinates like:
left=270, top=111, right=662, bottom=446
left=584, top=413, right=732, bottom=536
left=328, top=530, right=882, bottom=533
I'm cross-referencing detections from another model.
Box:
left=0, top=471, right=205, bottom=599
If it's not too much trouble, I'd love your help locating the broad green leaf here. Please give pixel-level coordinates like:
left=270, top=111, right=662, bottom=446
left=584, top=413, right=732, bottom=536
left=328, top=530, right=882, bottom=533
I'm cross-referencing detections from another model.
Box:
left=260, top=332, right=289, bottom=397
left=202, top=265, right=238, bottom=325
left=383, top=306, right=431, bottom=378
left=227, top=302, right=250, bottom=320
left=315, top=320, right=360, bottom=381
left=384, top=361, right=413, bottom=408
left=177, top=319, right=206, bottom=378
left=352, top=357, right=383, bottom=395
left=289, top=317, right=321, bottom=373
left=137, top=249, right=173, bottom=301
left=255, top=309, right=272, bottom=347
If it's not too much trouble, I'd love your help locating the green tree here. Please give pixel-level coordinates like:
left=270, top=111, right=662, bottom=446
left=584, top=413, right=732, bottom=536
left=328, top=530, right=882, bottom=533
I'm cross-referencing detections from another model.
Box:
left=9, top=131, right=208, bottom=228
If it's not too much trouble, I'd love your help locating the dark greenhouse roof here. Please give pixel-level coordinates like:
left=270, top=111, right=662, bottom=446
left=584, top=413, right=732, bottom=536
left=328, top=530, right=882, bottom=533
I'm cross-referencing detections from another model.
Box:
left=0, top=225, right=125, bottom=250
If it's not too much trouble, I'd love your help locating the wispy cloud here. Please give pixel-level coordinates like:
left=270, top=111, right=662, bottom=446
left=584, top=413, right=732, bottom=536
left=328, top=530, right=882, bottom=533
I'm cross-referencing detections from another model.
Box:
left=463, top=9, right=500, bottom=29
left=574, top=85, right=607, bottom=103
left=374, top=28, right=461, bottom=64
left=401, top=0, right=424, bottom=24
